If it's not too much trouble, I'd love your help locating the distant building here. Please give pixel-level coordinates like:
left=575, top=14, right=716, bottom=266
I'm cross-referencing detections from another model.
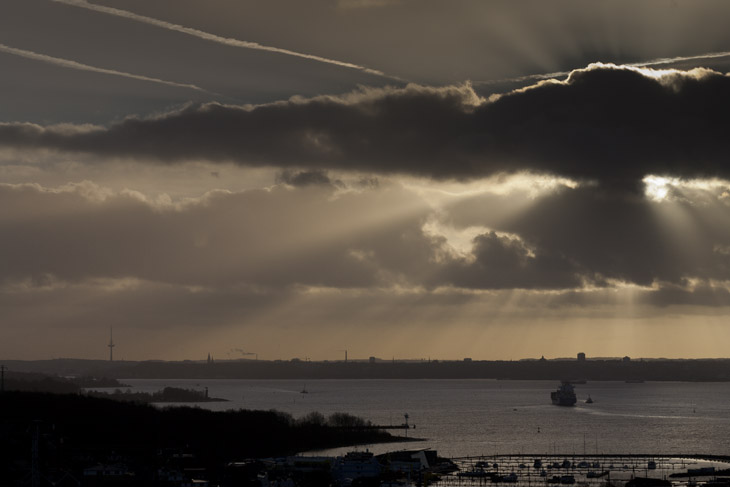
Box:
left=577, top=352, right=586, bottom=362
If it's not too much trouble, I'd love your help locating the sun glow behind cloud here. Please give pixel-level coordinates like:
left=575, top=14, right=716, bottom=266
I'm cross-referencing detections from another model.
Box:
left=6, top=0, right=730, bottom=362
left=644, top=175, right=672, bottom=201
left=646, top=175, right=730, bottom=196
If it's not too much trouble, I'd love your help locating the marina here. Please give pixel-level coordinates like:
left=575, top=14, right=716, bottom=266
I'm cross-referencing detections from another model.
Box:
left=270, top=452, right=730, bottom=487
left=430, top=454, right=730, bottom=487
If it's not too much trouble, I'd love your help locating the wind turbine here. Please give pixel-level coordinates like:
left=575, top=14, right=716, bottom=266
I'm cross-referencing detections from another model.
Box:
left=108, top=327, right=115, bottom=362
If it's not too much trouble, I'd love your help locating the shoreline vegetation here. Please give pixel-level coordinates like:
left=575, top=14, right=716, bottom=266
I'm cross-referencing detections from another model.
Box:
left=86, top=385, right=229, bottom=402
left=0, top=390, right=412, bottom=485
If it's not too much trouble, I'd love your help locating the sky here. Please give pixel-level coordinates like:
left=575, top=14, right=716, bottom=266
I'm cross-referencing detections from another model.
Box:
left=3, top=0, right=730, bottom=361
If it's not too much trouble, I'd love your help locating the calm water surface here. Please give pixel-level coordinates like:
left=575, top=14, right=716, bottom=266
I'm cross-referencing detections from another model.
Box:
left=119, top=379, right=730, bottom=457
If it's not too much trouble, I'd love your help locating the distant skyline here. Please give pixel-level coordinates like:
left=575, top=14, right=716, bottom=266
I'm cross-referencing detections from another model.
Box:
left=3, top=0, right=730, bottom=361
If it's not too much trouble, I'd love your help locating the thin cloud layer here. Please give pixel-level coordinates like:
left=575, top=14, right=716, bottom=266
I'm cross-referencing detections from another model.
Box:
left=2, top=64, right=729, bottom=190
left=4, top=177, right=730, bottom=295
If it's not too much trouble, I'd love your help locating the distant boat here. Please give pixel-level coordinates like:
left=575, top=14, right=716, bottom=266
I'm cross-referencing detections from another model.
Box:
left=551, top=382, right=577, bottom=406
left=300, top=385, right=308, bottom=394
left=585, top=395, right=594, bottom=404
left=625, top=379, right=645, bottom=383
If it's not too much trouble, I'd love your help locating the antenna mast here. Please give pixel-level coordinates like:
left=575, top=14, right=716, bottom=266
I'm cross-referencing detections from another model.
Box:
left=108, top=327, right=115, bottom=362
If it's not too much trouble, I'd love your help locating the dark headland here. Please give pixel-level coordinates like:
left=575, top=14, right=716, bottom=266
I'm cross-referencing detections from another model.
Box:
left=0, top=390, right=409, bottom=486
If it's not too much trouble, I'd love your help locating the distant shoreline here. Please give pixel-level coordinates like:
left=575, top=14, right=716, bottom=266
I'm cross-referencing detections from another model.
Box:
left=4, top=357, right=730, bottom=382
left=85, top=385, right=229, bottom=403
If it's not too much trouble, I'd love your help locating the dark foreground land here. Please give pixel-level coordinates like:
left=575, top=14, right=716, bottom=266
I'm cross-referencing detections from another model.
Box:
left=0, top=391, right=404, bottom=486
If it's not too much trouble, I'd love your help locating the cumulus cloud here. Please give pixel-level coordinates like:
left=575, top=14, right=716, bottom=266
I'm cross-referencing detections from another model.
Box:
left=436, top=231, right=586, bottom=290
left=444, top=178, right=730, bottom=290
left=2, top=64, right=730, bottom=190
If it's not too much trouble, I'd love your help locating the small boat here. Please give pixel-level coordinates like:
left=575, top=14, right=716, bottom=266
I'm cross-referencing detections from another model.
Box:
left=586, top=395, right=594, bottom=404
left=300, top=385, right=308, bottom=394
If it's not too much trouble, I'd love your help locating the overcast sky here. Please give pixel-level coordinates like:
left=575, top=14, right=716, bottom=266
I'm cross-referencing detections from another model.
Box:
left=3, top=0, right=730, bottom=361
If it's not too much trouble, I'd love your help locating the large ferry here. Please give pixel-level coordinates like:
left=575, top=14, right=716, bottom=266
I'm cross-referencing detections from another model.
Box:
left=551, top=381, right=577, bottom=406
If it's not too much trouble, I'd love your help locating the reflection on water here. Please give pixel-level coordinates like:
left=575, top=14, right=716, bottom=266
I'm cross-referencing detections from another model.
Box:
left=118, top=379, right=730, bottom=457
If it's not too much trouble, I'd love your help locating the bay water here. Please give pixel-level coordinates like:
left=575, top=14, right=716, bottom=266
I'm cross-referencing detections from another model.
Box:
left=118, top=379, right=730, bottom=458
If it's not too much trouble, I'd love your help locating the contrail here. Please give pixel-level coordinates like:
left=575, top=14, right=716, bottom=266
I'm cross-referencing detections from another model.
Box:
left=51, top=0, right=396, bottom=80
left=631, top=51, right=730, bottom=69
left=476, top=51, right=730, bottom=87
left=0, top=43, right=212, bottom=93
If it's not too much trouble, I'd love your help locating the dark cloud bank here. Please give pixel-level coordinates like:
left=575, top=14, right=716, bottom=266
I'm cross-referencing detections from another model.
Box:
left=4, top=64, right=730, bottom=308
left=3, top=64, right=730, bottom=190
